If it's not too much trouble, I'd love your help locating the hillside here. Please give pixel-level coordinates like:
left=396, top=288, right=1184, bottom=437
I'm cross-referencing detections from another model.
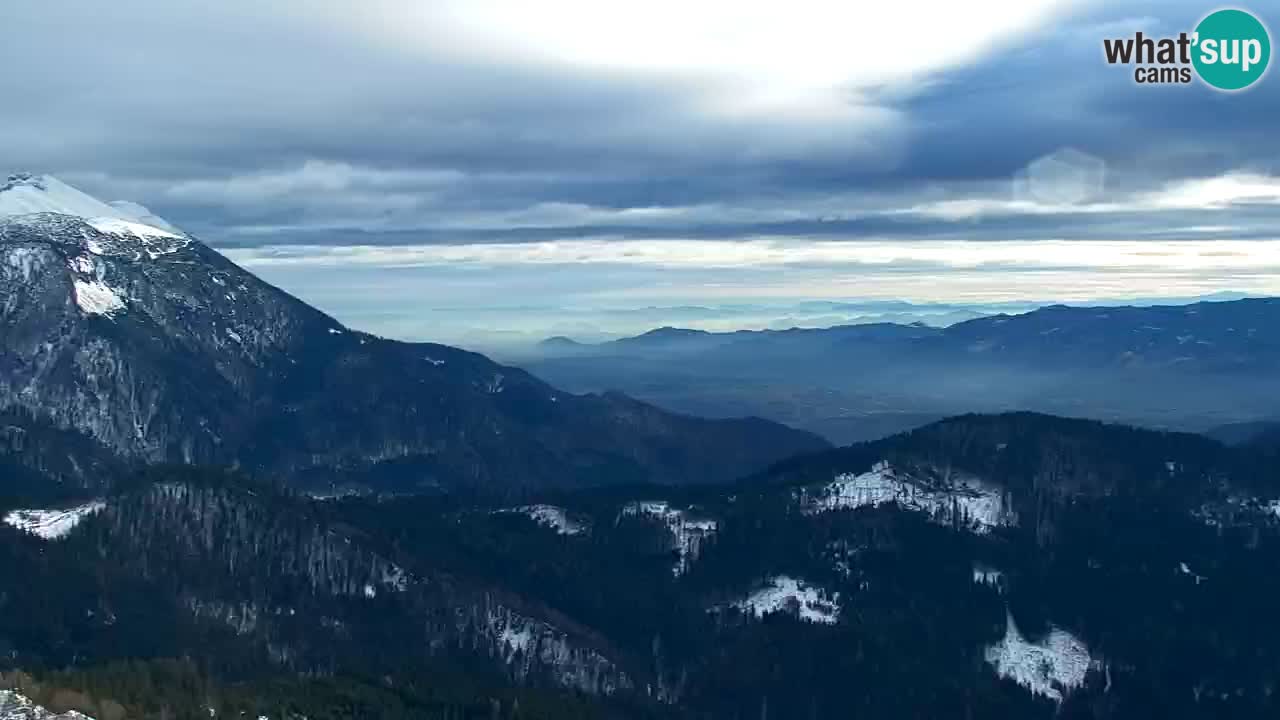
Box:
left=4, top=413, right=1278, bottom=718
left=0, top=174, right=826, bottom=495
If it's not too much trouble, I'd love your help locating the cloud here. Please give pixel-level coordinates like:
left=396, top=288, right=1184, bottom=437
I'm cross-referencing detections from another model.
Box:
left=190, top=162, right=1280, bottom=244
left=1144, top=173, right=1280, bottom=209
left=0, top=0, right=1113, bottom=240
left=226, top=237, right=1280, bottom=273
left=165, top=162, right=464, bottom=205
left=2, top=0, right=1278, bottom=347
left=229, top=237, right=1280, bottom=346
left=377, top=0, right=1078, bottom=102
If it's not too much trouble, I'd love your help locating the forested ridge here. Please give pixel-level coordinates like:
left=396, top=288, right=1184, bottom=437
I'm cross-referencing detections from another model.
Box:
left=3, top=413, right=1280, bottom=718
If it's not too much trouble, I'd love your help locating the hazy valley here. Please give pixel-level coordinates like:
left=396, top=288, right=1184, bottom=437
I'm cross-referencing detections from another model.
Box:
left=517, top=302, right=1280, bottom=445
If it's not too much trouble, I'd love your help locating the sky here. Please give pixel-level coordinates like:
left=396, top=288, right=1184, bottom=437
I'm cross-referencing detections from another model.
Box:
left=2, top=0, right=1278, bottom=348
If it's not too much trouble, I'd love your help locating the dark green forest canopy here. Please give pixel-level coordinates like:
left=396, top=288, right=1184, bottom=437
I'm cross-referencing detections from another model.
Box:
left=3, top=413, right=1280, bottom=719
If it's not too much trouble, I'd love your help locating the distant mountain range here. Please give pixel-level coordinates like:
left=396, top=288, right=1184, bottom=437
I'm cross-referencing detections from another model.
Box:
left=539, top=299, right=1280, bottom=372
left=1205, top=419, right=1280, bottom=446
left=523, top=299, right=1280, bottom=444
left=0, top=174, right=825, bottom=495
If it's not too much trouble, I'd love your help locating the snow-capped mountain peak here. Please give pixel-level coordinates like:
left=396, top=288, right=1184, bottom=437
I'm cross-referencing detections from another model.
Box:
left=106, top=199, right=182, bottom=233
left=0, top=171, right=827, bottom=489
left=0, top=173, right=120, bottom=218
left=0, top=173, right=182, bottom=244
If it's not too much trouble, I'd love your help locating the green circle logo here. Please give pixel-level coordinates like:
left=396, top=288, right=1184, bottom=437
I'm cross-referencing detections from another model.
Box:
left=1193, top=9, right=1271, bottom=90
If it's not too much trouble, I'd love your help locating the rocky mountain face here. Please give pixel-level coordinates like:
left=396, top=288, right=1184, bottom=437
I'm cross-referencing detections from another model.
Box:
left=0, top=410, right=126, bottom=502
left=0, top=174, right=826, bottom=494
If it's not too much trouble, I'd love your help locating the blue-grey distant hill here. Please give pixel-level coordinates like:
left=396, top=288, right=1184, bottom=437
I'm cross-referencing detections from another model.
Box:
left=523, top=299, right=1280, bottom=444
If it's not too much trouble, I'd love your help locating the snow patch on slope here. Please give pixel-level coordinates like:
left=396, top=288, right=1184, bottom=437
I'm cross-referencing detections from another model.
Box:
left=973, top=565, right=1005, bottom=588
left=730, top=576, right=840, bottom=624
left=498, top=505, right=587, bottom=535
left=0, top=690, right=94, bottom=720
left=477, top=602, right=632, bottom=695
left=107, top=200, right=181, bottom=233
left=85, top=219, right=189, bottom=260
left=801, top=461, right=1014, bottom=533
left=1179, top=562, right=1207, bottom=584
left=72, top=279, right=126, bottom=316
left=985, top=612, right=1094, bottom=702
left=87, top=217, right=180, bottom=241
left=3, top=501, right=106, bottom=539
left=1196, top=496, right=1280, bottom=527
left=620, top=501, right=717, bottom=576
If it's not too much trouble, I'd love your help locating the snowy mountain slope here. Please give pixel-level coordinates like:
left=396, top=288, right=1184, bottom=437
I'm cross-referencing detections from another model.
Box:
left=0, top=175, right=827, bottom=493
left=726, top=576, right=840, bottom=624
left=620, top=500, right=718, bottom=575
left=105, top=200, right=181, bottom=233
left=0, top=174, right=126, bottom=222
left=764, top=411, right=1278, bottom=521
left=47, top=473, right=632, bottom=695
left=497, top=504, right=588, bottom=535
left=985, top=613, right=1095, bottom=702
left=0, top=210, right=333, bottom=465
left=5, top=413, right=1280, bottom=718
left=2, top=501, right=105, bottom=540
left=799, top=460, right=1014, bottom=533
left=0, top=174, right=179, bottom=240
left=0, top=690, right=93, bottom=720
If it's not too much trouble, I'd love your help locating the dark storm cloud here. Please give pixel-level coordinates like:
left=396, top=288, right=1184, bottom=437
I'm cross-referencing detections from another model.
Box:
left=897, top=4, right=1280, bottom=187
left=2, top=0, right=1278, bottom=243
